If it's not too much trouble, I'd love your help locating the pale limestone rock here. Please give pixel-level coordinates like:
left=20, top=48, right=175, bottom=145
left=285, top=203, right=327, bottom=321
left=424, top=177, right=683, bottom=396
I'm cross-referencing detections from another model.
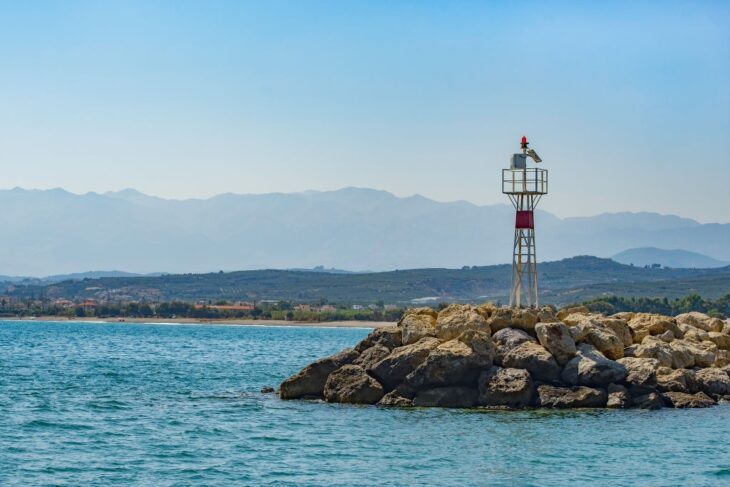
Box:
left=675, top=312, right=723, bottom=332
left=535, top=322, right=577, bottom=365
left=398, top=308, right=437, bottom=345
left=435, top=304, right=490, bottom=341
left=556, top=305, right=590, bottom=321
left=707, top=332, right=730, bottom=351
left=694, top=368, right=730, bottom=396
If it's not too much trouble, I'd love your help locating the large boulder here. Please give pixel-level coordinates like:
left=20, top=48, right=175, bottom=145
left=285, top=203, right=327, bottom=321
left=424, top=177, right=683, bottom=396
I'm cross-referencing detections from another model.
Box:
left=370, top=337, right=440, bottom=391
left=716, top=350, right=730, bottom=367
left=675, top=312, right=724, bottom=332
left=323, top=365, right=384, bottom=404
left=707, top=332, right=730, bottom=351
left=279, top=348, right=359, bottom=399
left=633, top=337, right=675, bottom=368
left=502, top=342, right=561, bottom=382
left=628, top=314, right=681, bottom=343
left=583, top=322, right=625, bottom=360
left=693, top=368, right=730, bottom=396
left=537, top=385, right=607, bottom=408
left=354, top=326, right=402, bottom=352
left=562, top=344, right=628, bottom=387
left=353, top=344, right=391, bottom=370
left=404, top=336, right=494, bottom=390
left=662, top=391, right=715, bottom=408
left=492, top=327, right=536, bottom=363
left=556, top=305, right=590, bottom=322
left=679, top=324, right=709, bottom=343
left=535, top=322, right=577, bottom=365
left=435, top=304, right=490, bottom=340
left=486, top=307, right=515, bottom=333
left=668, top=339, right=716, bottom=368
left=398, top=308, right=437, bottom=345
left=656, top=367, right=692, bottom=393
left=617, top=357, right=659, bottom=395
left=478, top=367, right=533, bottom=407
left=510, top=308, right=540, bottom=334
left=412, top=386, right=478, bottom=408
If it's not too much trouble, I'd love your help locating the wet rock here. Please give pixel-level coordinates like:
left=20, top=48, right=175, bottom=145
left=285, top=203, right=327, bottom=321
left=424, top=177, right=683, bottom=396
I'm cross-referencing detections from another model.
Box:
left=537, top=385, right=607, bottom=408
left=435, top=304, right=490, bottom=340
left=370, top=337, right=440, bottom=391
left=260, top=386, right=275, bottom=394
left=535, top=322, right=577, bottom=365
left=324, top=365, right=385, bottom=404
left=478, top=366, right=533, bottom=408
left=353, top=344, right=392, bottom=370
left=413, top=386, right=478, bottom=408
left=606, top=384, right=630, bottom=409
left=279, top=348, right=359, bottom=399
left=398, top=308, right=437, bottom=345
left=693, top=368, right=730, bottom=396
left=502, top=342, right=560, bottom=382
left=377, top=390, right=413, bottom=407
left=632, top=392, right=664, bottom=410
left=561, top=344, right=628, bottom=387
left=661, top=391, right=715, bottom=408
left=354, top=326, right=402, bottom=353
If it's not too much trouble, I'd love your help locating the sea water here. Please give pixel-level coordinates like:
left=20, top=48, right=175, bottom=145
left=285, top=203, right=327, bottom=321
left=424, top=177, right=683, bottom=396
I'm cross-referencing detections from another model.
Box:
left=1, top=321, right=729, bottom=486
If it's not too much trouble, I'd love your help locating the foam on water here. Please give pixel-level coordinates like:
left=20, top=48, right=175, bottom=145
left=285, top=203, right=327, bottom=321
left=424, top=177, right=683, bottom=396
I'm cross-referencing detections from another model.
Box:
left=1, top=321, right=729, bottom=486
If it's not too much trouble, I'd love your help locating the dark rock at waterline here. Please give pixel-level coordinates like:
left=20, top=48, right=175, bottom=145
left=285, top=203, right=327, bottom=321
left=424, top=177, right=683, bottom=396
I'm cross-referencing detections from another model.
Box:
left=260, top=386, right=275, bottom=394
left=537, top=385, right=608, bottom=408
left=478, top=366, right=533, bottom=408
left=324, top=365, right=384, bottom=404
left=279, top=348, right=358, bottom=399
left=413, top=386, right=478, bottom=408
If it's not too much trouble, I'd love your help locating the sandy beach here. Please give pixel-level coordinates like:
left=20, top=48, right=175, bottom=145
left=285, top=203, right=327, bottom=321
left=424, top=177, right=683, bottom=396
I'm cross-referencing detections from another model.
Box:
left=2, top=316, right=395, bottom=328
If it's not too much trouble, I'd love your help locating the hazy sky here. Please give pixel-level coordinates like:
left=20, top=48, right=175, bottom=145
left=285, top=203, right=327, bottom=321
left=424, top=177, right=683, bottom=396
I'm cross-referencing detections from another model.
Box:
left=2, top=1, right=728, bottom=222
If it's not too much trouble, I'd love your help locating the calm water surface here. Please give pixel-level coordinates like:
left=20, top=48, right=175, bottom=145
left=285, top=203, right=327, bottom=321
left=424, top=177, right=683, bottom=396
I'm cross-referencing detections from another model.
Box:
left=1, top=321, right=729, bottom=486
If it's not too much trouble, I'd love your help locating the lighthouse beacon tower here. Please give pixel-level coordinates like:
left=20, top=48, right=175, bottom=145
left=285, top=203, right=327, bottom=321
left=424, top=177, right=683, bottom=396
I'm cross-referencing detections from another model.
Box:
left=502, top=136, right=548, bottom=308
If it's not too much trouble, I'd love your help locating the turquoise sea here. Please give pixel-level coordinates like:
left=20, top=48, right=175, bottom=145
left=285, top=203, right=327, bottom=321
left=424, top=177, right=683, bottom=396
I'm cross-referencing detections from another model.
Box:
left=1, top=321, right=729, bottom=486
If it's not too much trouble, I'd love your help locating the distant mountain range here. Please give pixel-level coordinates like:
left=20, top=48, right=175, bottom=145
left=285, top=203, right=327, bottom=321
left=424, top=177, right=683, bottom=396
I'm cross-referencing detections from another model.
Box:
left=0, top=187, right=728, bottom=276
left=612, top=247, right=729, bottom=269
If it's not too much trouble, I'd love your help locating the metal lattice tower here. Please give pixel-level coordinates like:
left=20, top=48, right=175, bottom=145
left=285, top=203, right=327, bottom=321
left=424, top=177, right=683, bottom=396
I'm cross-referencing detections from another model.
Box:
left=501, top=136, right=548, bottom=308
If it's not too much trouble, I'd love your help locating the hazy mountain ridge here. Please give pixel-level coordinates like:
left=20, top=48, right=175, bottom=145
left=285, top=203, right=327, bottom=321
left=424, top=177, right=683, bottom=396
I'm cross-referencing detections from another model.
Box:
left=612, top=247, right=729, bottom=269
left=0, top=187, right=728, bottom=275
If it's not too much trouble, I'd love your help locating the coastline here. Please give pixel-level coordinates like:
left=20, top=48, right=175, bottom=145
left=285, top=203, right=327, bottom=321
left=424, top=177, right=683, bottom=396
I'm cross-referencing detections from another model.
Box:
left=0, top=316, right=395, bottom=329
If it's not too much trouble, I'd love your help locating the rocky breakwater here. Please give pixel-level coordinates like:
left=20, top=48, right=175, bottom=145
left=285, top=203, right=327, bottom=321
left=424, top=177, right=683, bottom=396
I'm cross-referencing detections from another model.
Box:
left=278, top=305, right=730, bottom=409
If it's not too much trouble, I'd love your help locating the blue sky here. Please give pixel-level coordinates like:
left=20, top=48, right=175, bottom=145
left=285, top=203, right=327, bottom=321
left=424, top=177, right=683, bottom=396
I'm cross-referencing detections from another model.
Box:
left=1, top=1, right=728, bottom=222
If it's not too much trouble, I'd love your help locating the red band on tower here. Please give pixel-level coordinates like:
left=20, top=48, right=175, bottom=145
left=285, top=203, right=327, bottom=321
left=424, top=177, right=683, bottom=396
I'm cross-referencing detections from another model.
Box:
left=515, top=210, right=534, bottom=229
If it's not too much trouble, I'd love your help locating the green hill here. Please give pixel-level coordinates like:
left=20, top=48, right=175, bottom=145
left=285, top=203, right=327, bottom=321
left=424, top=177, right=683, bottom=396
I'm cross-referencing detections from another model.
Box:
left=3, top=256, right=729, bottom=307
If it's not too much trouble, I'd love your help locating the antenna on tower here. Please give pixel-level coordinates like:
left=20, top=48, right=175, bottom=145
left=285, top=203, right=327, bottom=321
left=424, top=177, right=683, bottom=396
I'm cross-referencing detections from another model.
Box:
left=501, top=135, right=548, bottom=308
